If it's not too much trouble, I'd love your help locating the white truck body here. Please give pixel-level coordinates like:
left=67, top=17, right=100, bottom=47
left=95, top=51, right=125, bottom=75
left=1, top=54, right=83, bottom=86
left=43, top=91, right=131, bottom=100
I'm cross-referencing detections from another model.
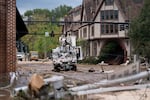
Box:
left=52, top=35, right=82, bottom=71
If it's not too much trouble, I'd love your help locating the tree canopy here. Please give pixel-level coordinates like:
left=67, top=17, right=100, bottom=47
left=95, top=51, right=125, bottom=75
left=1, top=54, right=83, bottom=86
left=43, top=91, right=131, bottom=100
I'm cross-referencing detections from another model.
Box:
left=22, top=5, right=72, bottom=58
left=129, top=0, right=150, bottom=59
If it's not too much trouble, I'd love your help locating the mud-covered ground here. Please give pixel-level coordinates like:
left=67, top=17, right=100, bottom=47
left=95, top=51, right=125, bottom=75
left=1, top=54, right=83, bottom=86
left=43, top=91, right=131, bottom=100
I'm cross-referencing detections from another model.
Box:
left=13, top=60, right=150, bottom=100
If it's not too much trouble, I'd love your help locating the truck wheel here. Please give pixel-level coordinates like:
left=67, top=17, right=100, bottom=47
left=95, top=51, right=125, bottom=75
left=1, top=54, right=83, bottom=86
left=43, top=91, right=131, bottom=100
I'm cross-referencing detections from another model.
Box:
left=71, top=65, right=77, bottom=71
left=53, top=64, right=61, bottom=72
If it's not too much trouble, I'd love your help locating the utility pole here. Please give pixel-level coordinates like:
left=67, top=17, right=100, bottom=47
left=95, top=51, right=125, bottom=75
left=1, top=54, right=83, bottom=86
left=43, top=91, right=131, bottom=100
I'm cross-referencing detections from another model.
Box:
left=45, top=32, right=49, bottom=59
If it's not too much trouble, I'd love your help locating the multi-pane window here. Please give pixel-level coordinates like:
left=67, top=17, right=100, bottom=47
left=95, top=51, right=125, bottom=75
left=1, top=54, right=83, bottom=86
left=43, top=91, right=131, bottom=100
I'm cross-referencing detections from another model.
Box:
left=105, top=0, right=114, bottom=5
left=100, top=10, right=118, bottom=20
left=101, top=24, right=118, bottom=34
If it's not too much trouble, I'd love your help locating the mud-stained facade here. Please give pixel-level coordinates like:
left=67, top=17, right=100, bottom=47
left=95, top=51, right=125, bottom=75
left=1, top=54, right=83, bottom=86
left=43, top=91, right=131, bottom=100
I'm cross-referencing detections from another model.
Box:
left=64, top=0, right=144, bottom=63
left=0, top=0, right=16, bottom=73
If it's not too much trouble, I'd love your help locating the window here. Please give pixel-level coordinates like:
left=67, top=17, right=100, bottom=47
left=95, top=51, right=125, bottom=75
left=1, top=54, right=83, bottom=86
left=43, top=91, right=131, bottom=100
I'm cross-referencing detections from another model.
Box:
left=83, top=28, right=87, bottom=37
left=101, top=24, right=105, bottom=34
left=92, top=42, right=97, bottom=56
left=110, top=10, right=114, bottom=19
left=91, top=26, right=94, bottom=36
left=101, top=24, right=118, bottom=34
left=106, top=24, right=109, bottom=33
left=114, top=10, right=118, bottom=19
left=125, top=24, right=129, bottom=29
left=120, top=24, right=125, bottom=31
left=100, top=10, right=118, bottom=20
left=105, top=10, right=109, bottom=20
left=110, top=24, right=113, bottom=33
left=105, top=0, right=114, bottom=5
left=80, top=29, right=82, bottom=38
left=101, top=11, right=105, bottom=20
left=114, top=24, right=118, bottom=33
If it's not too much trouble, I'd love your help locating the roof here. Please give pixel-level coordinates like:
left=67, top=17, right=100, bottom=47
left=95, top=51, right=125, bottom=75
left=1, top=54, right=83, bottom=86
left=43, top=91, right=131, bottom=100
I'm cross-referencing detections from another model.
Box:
left=81, top=0, right=103, bottom=22
left=16, top=8, right=28, bottom=40
left=64, top=0, right=144, bottom=32
left=93, top=0, right=144, bottom=21
left=116, top=0, right=144, bottom=20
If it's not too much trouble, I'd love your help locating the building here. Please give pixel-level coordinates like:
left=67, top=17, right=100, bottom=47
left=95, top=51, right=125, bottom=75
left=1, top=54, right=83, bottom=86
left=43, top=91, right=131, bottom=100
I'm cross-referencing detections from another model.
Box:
left=0, top=0, right=16, bottom=73
left=64, top=0, right=144, bottom=64
left=0, top=0, right=28, bottom=74
left=63, top=5, right=82, bottom=38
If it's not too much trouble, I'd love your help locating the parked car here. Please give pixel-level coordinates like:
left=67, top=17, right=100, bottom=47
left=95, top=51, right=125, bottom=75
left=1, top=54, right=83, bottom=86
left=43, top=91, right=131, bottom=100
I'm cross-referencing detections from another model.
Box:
left=17, top=52, right=25, bottom=61
left=30, top=51, right=39, bottom=61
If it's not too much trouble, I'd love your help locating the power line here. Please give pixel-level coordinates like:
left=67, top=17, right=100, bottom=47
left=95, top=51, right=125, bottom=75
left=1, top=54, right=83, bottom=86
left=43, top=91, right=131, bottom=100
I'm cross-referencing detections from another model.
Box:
left=23, top=20, right=130, bottom=24
left=18, top=32, right=61, bottom=36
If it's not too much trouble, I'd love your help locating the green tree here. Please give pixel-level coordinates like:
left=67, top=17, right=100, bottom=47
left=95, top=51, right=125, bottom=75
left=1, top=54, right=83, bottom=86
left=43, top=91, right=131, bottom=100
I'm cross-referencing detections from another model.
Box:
left=24, top=10, right=33, bottom=17
left=129, top=0, right=150, bottom=60
left=22, top=5, right=71, bottom=58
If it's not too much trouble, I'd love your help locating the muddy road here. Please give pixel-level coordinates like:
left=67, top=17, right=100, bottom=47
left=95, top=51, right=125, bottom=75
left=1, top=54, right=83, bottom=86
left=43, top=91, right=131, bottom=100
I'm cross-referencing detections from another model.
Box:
left=16, top=60, right=122, bottom=87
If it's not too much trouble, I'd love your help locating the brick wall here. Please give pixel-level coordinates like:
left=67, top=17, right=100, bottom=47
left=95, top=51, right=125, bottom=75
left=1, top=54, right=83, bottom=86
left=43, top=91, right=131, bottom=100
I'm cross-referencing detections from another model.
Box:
left=0, top=0, right=7, bottom=73
left=0, top=0, right=16, bottom=73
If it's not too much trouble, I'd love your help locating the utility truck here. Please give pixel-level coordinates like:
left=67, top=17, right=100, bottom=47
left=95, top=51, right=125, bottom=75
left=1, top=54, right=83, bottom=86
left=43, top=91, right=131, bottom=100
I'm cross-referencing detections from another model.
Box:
left=52, top=34, right=83, bottom=72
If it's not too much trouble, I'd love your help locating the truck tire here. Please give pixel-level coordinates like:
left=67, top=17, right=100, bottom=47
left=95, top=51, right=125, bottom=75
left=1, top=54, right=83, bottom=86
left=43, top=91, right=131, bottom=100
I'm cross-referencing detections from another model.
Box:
left=53, top=64, right=61, bottom=72
left=71, top=64, right=77, bottom=71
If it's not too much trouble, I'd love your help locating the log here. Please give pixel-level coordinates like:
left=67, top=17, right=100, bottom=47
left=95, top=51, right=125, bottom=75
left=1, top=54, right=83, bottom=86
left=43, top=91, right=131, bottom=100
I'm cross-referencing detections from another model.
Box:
left=72, top=84, right=150, bottom=95
left=69, top=70, right=150, bottom=92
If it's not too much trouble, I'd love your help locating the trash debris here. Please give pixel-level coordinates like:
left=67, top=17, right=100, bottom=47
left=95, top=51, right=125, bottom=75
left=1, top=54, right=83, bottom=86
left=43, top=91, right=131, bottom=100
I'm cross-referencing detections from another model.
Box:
left=98, top=61, right=109, bottom=66
left=121, top=60, right=130, bottom=66
left=88, top=68, right=95, bottom=72
left=29, top=73, right=44, bottom=93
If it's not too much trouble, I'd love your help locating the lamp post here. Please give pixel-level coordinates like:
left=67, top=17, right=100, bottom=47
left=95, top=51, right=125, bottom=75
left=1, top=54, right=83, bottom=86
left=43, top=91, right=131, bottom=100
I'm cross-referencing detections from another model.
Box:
left=45, top=32, right=49, bottom=59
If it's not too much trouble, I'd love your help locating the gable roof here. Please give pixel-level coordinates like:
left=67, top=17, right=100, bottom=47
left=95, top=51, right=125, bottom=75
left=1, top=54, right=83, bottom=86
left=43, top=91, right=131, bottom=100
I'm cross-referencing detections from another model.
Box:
left=93, top=0, right=144, bottom=21
left=116, top=0, right=144, bottom=20
left=81, top=0, right=103, bottom=22
left=16, top=8, right=28, bottom=40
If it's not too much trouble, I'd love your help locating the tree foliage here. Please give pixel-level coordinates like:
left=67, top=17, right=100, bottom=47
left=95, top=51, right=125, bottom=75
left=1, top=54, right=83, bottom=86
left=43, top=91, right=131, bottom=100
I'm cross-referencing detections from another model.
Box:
left=129, top=0, right=150, bottom=59
left=21, top=5, right=72, bottom=58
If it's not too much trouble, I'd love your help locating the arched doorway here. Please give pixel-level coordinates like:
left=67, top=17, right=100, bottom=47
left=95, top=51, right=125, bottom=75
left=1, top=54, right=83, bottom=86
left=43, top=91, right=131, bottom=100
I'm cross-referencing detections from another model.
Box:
left=99, top=40, right=126, bottom=65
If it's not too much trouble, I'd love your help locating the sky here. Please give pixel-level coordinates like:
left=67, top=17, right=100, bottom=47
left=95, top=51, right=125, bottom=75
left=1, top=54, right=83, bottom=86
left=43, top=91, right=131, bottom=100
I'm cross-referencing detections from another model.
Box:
left=17, top=0, right=82, bottom=14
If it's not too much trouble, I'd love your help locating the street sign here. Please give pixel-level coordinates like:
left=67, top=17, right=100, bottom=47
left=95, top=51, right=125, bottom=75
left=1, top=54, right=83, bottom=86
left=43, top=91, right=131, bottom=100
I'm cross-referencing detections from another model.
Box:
left=45, top=32, right=49, bottom=37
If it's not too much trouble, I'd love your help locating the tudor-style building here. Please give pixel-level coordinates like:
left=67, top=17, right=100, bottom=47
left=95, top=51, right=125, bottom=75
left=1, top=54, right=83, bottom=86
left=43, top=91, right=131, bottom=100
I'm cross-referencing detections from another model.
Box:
left=63, top=5, right=82, bottom=38
left=64, top=0, right=144, bottom=64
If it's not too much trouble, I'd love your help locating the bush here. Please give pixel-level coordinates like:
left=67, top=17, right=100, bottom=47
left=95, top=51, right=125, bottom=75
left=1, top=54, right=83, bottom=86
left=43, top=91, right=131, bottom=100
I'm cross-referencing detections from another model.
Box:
left=78, top=57, right=98, bottom=64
